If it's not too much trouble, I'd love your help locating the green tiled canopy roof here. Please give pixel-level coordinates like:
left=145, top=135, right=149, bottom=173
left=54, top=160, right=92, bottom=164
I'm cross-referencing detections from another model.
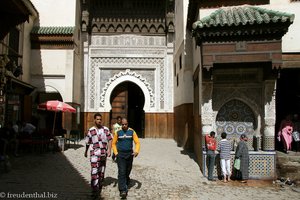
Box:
left=192, top=5, right=294, bottom=42
left=31, top=26, right=74, bottom=35
left=30, top=26, right=75, bottom=49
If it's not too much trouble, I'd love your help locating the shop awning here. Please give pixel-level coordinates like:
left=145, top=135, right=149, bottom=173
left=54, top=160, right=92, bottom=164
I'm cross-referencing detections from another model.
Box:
left=6, top=74, right=35, bottom=95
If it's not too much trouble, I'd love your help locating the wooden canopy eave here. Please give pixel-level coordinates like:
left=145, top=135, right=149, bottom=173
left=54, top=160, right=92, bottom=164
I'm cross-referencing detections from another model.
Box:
left=193, top=23, right=292, bottom=44
left=31, top=35, right=74, bottom=49
left=31, top=35, right=73, bottom=42
left=0, top=0, right=38, bottom=40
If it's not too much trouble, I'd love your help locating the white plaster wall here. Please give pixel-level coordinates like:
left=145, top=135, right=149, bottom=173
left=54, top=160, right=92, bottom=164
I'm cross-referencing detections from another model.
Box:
left=31, top=0, right=76, bottom=26
left=29, top=0, right=79, bottom=104
left=173, top=0, right=194, bottom=107
left=31, top=77, right=66, bottom=99
left=174, top=0, right=188, bottom=54
left=265, top=0, right=300, bottom=52
left=30, top=49, right=74, bottom=102
left=31, top=50, right=74, bottom=75
left=64, top=50, right=74, bottom=102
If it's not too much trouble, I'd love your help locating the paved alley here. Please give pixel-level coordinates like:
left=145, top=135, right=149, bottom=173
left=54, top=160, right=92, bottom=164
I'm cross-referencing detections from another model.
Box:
left=0, top=139, right=299, bottom=200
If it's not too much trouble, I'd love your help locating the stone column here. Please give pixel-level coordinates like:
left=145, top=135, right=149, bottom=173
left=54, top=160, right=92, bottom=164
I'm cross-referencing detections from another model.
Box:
left=201, top=80, right=214, bottom=147
left=82, top=32, right=90, bottom=111
left=263, top=80, right=276, bottom=151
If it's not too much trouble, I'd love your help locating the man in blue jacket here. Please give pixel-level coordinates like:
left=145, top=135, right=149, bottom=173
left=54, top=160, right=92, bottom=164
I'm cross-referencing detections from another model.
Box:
left=112, top=118, right=140, bottom=199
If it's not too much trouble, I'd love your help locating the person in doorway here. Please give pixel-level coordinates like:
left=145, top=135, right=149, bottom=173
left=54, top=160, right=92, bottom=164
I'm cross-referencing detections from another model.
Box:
left=111, top=116, right=122, bottom=161
left=112, top=116, right=122, bottom=134
left=84, top=113, right=112, bottom=199
left=12, top=121, right=22, bottom=136
left=235, top=134, right=249, bottom=183
left=278, top=115, right=294, bottom=153
left=217, top=132, right=232, bottom=183
left=20, top=121, right=36, bottom=136
left=205, top=131, right=217, bottom=181
left=112, top=118, right=140, bottom=199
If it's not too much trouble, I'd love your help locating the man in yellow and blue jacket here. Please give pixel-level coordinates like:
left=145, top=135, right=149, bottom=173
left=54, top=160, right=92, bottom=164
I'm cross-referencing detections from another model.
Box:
left=112, top=117, right=140, bottom=199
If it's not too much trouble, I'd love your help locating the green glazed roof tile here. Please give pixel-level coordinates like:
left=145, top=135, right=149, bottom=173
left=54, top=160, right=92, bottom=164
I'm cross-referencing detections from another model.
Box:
left=31, top=26, right=75, bottom=35
left=192, top=5, right=294, bottom=30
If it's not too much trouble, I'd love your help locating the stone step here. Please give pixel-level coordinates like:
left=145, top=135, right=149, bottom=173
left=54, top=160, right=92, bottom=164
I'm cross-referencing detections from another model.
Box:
left=276, top=151, right=300, bottom=182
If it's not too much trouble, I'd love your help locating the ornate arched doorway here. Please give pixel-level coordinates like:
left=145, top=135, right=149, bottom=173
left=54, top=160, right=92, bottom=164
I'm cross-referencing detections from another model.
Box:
left=110, top=81, right=145, bottom=138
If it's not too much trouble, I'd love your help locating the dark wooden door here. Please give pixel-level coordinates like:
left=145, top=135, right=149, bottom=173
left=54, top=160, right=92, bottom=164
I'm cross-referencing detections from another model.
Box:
left=110, top=84, right=128, bottom=127
left=110, top=81, right=145, bottom=137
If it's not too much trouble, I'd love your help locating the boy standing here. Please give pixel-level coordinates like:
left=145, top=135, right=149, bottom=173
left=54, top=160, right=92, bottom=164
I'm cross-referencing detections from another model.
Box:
left=217, top=132, right=232, bottom=183
left=111, top=116, right=122, bottom=161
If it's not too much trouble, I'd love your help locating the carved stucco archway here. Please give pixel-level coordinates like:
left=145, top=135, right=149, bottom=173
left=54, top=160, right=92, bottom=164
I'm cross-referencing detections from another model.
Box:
left=101, top=70, right=154, bottom=112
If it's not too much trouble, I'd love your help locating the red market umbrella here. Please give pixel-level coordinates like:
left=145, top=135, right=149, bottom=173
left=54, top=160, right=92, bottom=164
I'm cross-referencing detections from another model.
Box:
left=37, top=100, right=76, bottom=135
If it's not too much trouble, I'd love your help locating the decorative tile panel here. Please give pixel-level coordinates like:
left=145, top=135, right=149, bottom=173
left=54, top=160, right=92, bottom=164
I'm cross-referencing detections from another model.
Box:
left=202, top=151, right=276, bottom=179
left=216, top=99, right=256, bottom=142
left=89, top=61, right=96, bottom=109
left=262, top=136, right=275, bottom=151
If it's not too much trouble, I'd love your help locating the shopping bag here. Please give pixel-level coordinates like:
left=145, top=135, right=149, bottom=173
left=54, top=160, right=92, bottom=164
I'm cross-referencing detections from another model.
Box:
left=292, top=131, right=300, bottom=142
left=234, top=159, right=240, bottom=170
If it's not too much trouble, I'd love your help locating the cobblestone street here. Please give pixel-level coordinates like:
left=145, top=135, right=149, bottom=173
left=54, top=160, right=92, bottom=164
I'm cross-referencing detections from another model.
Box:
left=0, top=139, right=299, bottom=200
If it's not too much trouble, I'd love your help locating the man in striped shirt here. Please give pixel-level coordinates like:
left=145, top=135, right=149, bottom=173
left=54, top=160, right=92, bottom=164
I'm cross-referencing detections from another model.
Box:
left=217, top=132, right=232, bottom=183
